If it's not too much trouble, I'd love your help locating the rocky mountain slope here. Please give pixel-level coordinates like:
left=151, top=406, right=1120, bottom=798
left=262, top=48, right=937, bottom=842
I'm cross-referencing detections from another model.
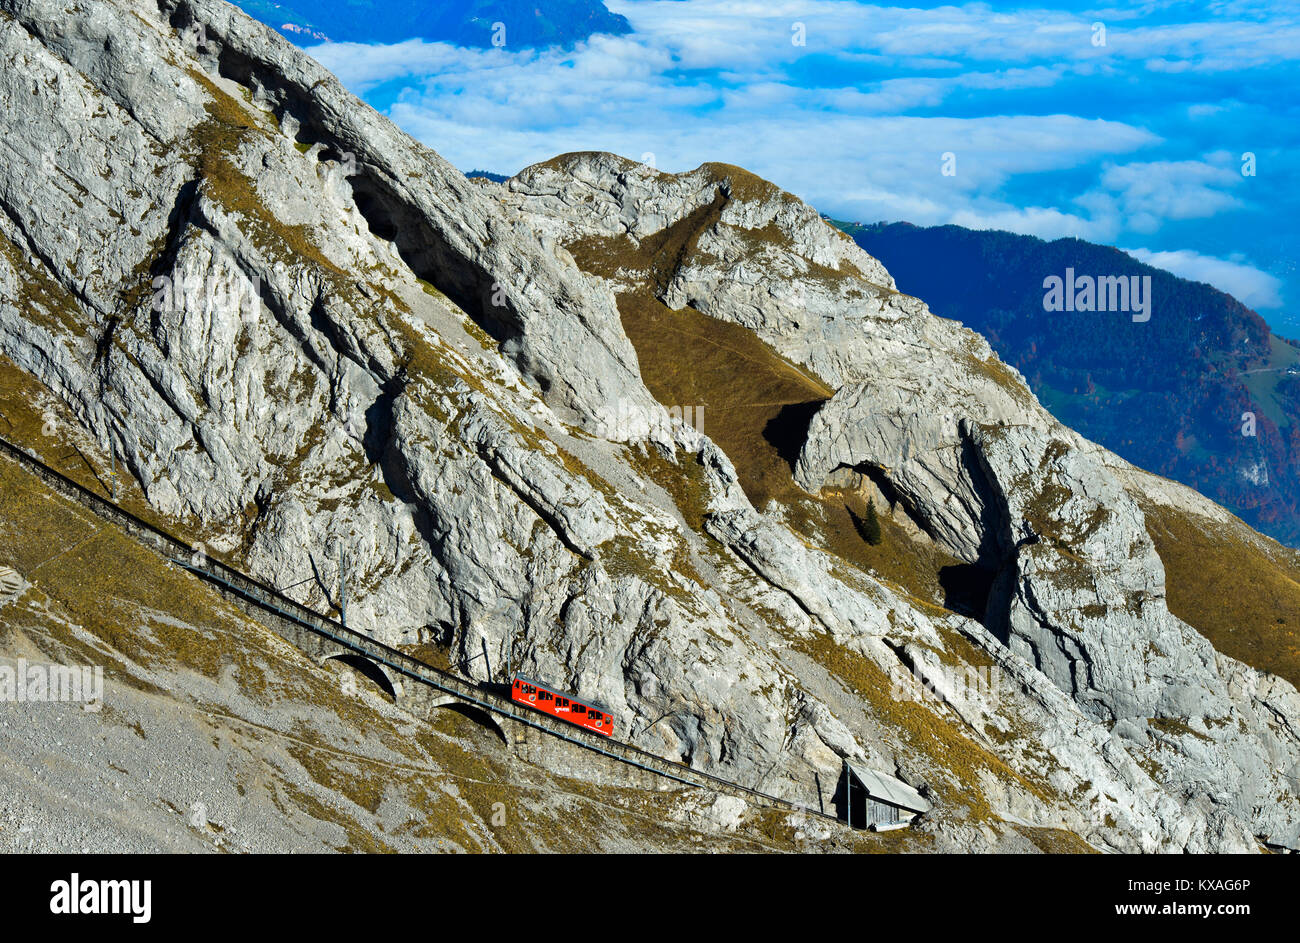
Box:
left=0, top=0, right=1297, bottom=852
left=1, top=439, right=862, bottom=853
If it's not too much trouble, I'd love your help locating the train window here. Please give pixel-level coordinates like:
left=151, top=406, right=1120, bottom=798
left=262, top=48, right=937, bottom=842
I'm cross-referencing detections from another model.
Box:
left=573, top=704, right=585, bottom=714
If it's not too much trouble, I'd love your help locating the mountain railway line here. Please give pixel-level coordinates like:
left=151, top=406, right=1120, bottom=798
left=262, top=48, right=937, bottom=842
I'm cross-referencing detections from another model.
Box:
left=0, top=433, right=850, bottom=830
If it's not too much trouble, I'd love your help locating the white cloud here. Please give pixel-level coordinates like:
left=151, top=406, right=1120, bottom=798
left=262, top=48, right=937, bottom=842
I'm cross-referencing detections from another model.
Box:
left=610, top=0, right=1300, bottom=71
left=312, top=1, right=1298, bottom=95
left=299, top=0, right=1290, bottom=271
left=1076, top=158, right=1243, bottom=234
left=949, top=204, right=1117, bottom=242
left=309, top=26, right=1160, bottom=228
left=1124, top=246, right=1283, bottom=308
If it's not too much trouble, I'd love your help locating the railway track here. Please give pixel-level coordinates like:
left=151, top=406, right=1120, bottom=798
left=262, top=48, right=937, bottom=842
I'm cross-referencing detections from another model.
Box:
left=0, top=434, right=845, bottom=828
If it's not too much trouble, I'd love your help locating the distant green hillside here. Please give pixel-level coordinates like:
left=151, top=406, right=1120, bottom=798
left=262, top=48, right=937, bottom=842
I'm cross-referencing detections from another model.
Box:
left=848, top=221, right=1300, bottom=547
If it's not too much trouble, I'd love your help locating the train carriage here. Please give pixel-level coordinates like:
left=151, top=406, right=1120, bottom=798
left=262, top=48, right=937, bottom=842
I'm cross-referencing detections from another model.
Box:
left=511, top=675, right=614, bottom=736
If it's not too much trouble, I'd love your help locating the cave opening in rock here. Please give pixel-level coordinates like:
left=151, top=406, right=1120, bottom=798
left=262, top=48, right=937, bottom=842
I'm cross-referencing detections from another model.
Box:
left=938, top=563, right=997, bottom=621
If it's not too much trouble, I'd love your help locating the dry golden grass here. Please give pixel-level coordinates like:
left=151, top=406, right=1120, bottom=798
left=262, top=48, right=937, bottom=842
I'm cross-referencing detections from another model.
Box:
left=0, top=456, right=282, bottom=692
left=0, top=229, right=86, bottom=337
left=1141, top=499, right=1300, bottom=690
left=559, top=176, right=968, bottom=609
left=616, top=292, right=828, bottom=502
left=1014, top=825, right=1099, bottom=854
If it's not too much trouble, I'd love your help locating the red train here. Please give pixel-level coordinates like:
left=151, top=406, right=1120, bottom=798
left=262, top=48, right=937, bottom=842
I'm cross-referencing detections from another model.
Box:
left=511, top=675, right=614, bottom=736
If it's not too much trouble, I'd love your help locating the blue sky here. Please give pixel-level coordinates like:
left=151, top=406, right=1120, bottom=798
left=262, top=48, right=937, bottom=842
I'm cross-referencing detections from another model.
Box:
left=288, top=1, right=1299, bottom=335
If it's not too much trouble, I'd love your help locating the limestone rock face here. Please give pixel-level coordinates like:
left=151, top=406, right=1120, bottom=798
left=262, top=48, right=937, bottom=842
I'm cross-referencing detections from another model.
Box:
left=0, top=0, right=1296, bottom=852
left=505, top=151, right=1300, bottom=850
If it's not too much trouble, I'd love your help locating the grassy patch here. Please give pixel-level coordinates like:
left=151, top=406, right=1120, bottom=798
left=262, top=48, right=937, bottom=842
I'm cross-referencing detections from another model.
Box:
left=1015, top=825, right=1099, bottom=854
left=622, top=442, right=712, bottom=533
left=0, top=232, right=86, bottom=338
left=616, top=292, right=829, bottom=508
left=960, top=344, right=1035, bottom=410
left=561, top=168, right=966, bottom=604
left=1140, top=499, right=1300, bottom=690
left=186, top=69, right=343, bottom=279
left=1147, top=716, right=1213, bottom=743
left=1240, top=334, right=1300, bottom=430
left=797, top=487, right=966, bottom=611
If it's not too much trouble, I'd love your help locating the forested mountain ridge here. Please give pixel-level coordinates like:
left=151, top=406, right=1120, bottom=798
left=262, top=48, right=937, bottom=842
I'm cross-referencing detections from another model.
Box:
left=849, top=222, right=1300, bottom=546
